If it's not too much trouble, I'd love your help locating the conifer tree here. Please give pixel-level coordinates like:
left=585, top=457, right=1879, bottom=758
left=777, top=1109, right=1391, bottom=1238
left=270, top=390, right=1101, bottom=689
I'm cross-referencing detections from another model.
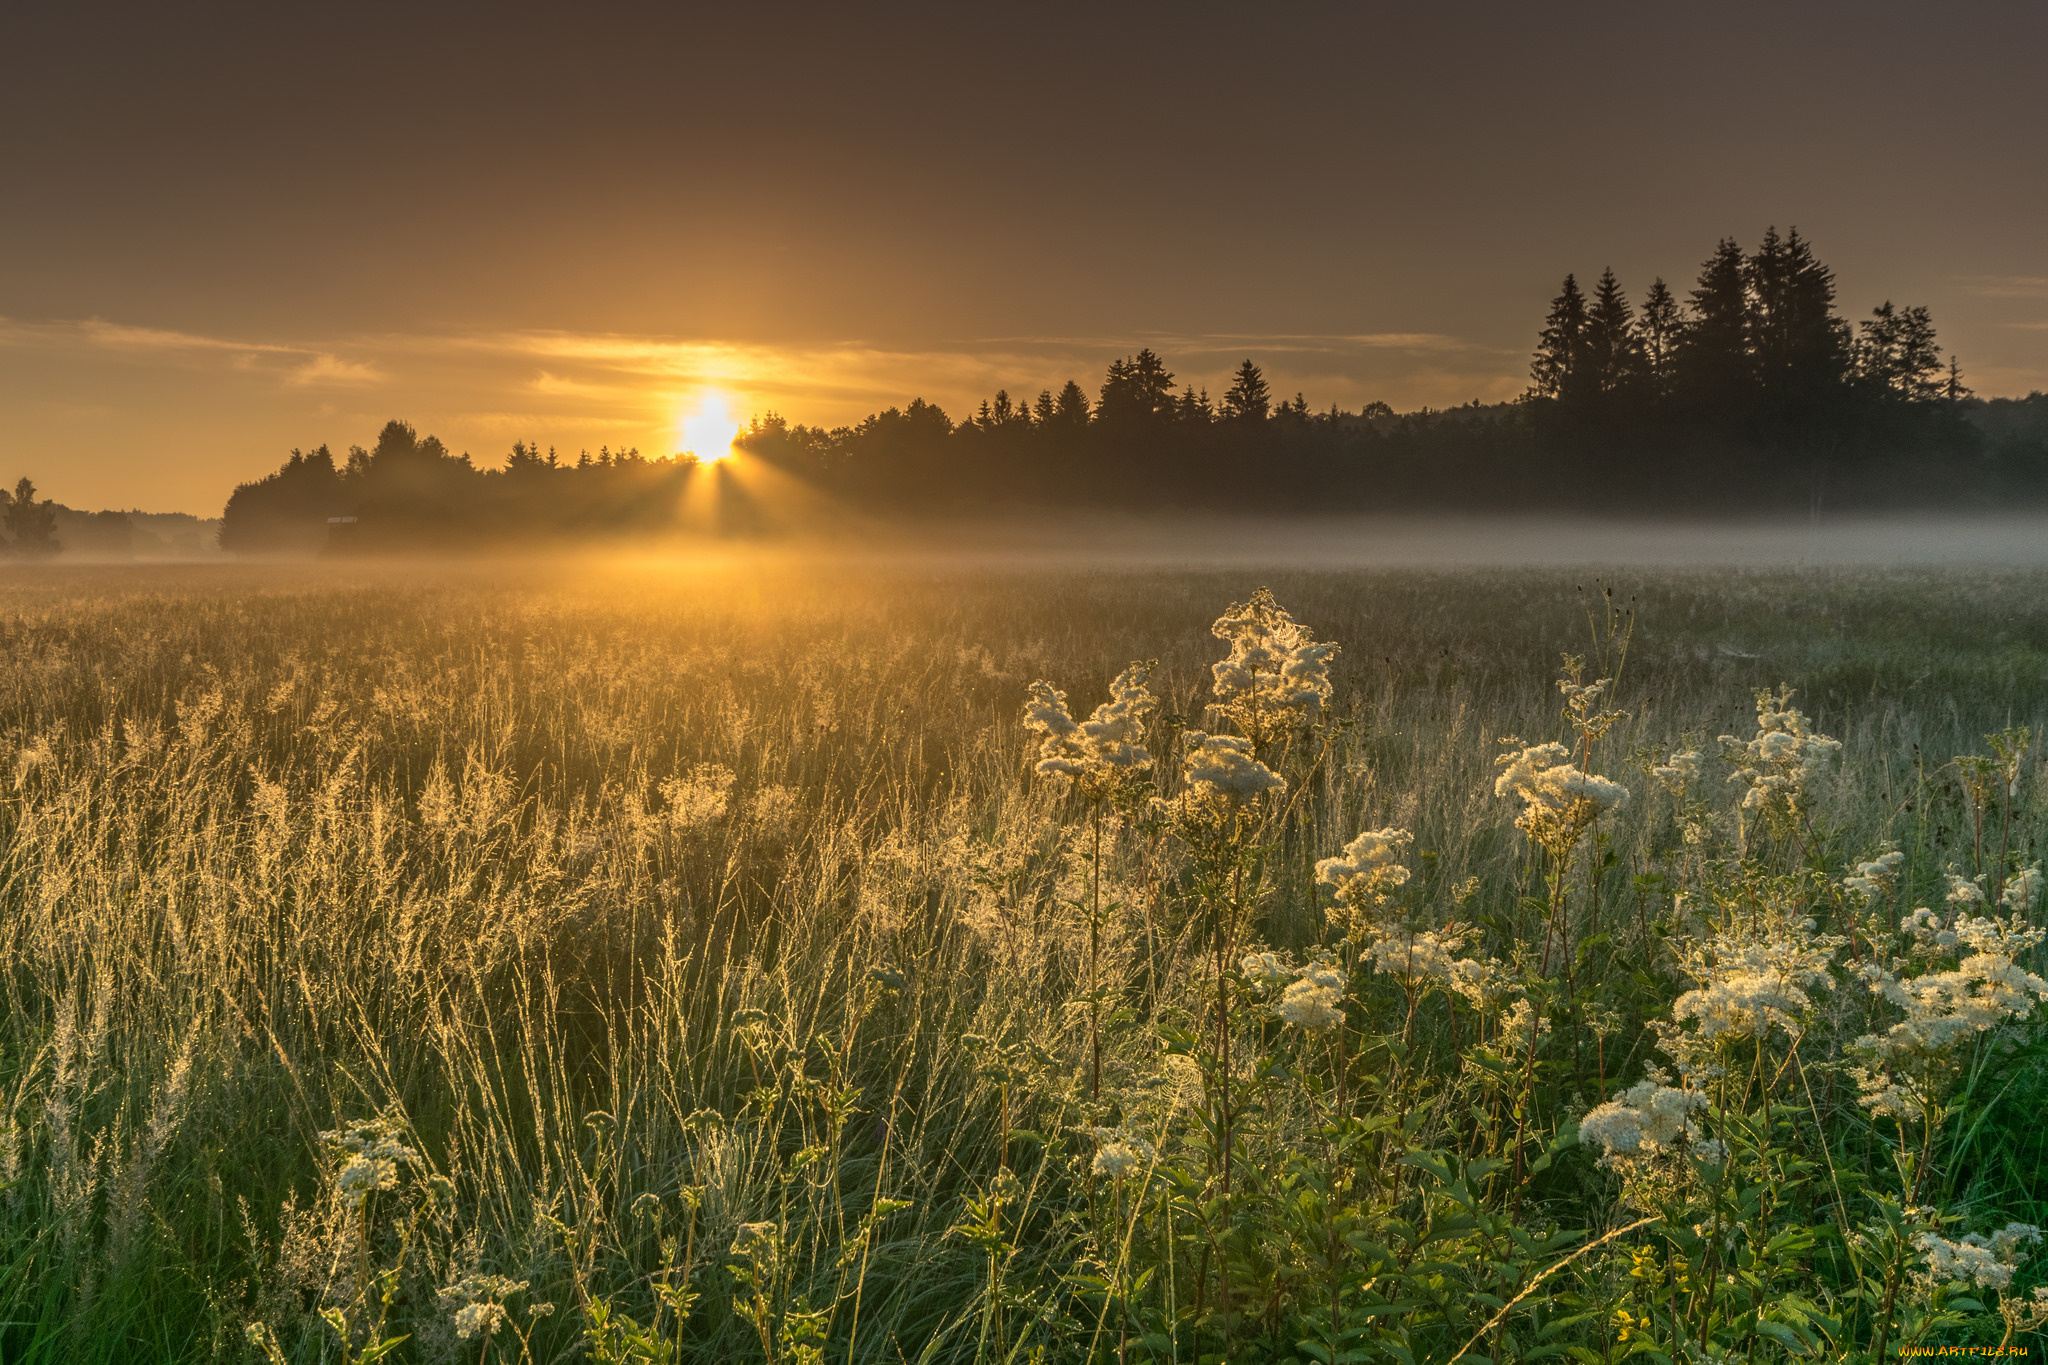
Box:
left=1582, top=267, right=1643, bottom=395
left=1747, top=226, right=1848, bottom=401
left=1676, top=239, right=1750, bottom=405
left=1856, top=301, right=1944, bottom=400
left=1529, top=273, right=1589, bottom=400
left=1220, top=359, right=1272, bottom=421
left=1637, top=277, right=1683, bottom=391
left=1053, top=380, right=1091, bottom=427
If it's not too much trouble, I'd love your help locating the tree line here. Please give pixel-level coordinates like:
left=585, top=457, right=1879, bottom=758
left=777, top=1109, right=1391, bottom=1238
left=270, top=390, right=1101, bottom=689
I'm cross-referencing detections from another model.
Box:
left=213, top=226, right=2048, bottom=552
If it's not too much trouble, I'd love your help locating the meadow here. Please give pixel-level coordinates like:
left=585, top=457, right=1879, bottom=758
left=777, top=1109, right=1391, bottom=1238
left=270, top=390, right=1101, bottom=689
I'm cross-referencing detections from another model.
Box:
left=1, top=558, right=2045, bottom=1364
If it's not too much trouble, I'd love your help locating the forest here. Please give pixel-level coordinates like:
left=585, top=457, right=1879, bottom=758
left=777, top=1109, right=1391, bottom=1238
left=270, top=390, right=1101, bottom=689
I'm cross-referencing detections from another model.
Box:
left=211, top=229, right=2048, bottom=554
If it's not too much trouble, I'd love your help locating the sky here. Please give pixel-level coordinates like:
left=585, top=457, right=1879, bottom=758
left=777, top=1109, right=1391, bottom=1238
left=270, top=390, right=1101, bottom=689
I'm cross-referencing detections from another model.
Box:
left=4, top=0, right=2046, bottom=514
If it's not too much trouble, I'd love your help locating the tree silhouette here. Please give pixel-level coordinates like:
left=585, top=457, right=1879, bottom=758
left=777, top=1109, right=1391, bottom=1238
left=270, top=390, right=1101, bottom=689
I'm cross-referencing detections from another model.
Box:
left=1220, top=359, right=1272, bottom=421
left=1530, top=273, right=1589, bottom=400
left=3, top=477, right=61, bottom=557
left=1582, top=268, right=1643, bottom=396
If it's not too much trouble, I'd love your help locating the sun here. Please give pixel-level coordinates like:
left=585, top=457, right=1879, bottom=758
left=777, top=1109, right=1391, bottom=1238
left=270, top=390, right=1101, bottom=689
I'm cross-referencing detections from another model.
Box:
left=678, top=392, right=741, bottom=463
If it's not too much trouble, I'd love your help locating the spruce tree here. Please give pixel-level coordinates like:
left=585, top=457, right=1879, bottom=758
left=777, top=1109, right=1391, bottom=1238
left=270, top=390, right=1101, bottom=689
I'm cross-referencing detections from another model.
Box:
left=1053, top=380, right=1091, bottom=427
left=1637, top=277, right=1683, bottom=392
left=1583, top=267, right=1643, bottom=395
left=1529, top=273, right=1589, bottom=400
left=1676, top=238, right=1750, bottom=407
left=1220, top=359, right=1271, bottom=421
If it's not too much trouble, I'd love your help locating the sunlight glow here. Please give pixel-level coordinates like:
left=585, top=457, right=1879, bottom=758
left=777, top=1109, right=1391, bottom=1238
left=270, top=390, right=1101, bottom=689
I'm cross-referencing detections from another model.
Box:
left=678, top=393, right=741, bottom=463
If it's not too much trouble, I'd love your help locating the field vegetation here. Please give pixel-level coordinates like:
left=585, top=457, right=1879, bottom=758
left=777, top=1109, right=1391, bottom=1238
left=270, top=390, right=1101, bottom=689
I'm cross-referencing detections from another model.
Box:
left=1, top=560, right=2045, bottom=1363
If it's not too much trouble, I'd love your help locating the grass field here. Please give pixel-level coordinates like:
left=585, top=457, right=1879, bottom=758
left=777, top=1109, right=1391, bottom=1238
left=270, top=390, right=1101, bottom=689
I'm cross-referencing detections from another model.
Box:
left=2, top=558, right=2045, bottom=1363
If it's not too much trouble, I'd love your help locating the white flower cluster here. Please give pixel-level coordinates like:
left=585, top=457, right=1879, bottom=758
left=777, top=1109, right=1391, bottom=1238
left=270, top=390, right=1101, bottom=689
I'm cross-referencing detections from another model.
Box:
left=2005, top=865, right=2044, bottom=912
left=1854, top=914, right=2048, bottom=1115
left=1913, top=1223, right=2043, bottom=1292
left=1022, top=662, right=1159, bottom=793
left=1666, top=917, right=1842, bottom=1054
left=1843, top=849, right=1905, bottom=901
left=438, top=1273, right=528, bottom=1340
left=1577, top=1080, right=1709, bottom=1166
left=1719, top=687, right=1841, bottom=819
left=1089, top=1127, right=1157, bottom=1180
left=1494, top=741, right=1628, bottom=852
left=1944, top=872, right=1987, bottom=909
left=1238, top=950, right=1295, bottom=987
left=1207, top=588, right=1338, bottom=742
left=1178, top=731, right=1284, bottom=806
left=1364, top=926, right=1474, bottom=988
left=320, top=1116, right=418, bottom=1211
left=1314, top=825, right=1413, bottom=923
left=1275, top=962, right=1348, bottom=1032
left=1651, top=747, right=1703, bottom=796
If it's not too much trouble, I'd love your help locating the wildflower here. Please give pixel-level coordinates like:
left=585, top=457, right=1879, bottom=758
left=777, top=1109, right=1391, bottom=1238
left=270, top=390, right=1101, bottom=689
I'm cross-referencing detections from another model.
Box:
left=1239, top=951, right=1293, bottom=987
left=1718, top=686, right=1841, bottom=825
left=2002, top=865, right=2043, bottom=912
left=1315, top=826, right=1413, bottom=926
left=1577, top=1079, right=1708, bottom=1162
left=1913, top=1224, right=2042, bottom=1292
left=1177, top=731, right=1284, bottom=805
left=1089, top=1128, right=1156, bottom=1180
left=453, top=1301, right=506, bottom=1339
left=1276, top=964, right=1347, bottom=1032
left=1364, top=926, right=1474, bottom=988
left=1843, top=849, right=1905, bottom=901
left=1665, top=916, right=1841, bottom=1054
left=1207, top=588, right=1338, bottom=744
left=1651, top=747, right=1703, bottom=796
left=1855, top=914, right=2048, bottom=1116
left=1495, top=741, right=1627, bottom=855
left=1944, top=871, right=1987, bottom=909
left=320, top=1117, right=416, bottom=1210
left=1500, top=997, right=1551, bottom=1051
left=439, top=1273, right=528, bottom=1340
left=1021, top=662, right=1159, bottom=797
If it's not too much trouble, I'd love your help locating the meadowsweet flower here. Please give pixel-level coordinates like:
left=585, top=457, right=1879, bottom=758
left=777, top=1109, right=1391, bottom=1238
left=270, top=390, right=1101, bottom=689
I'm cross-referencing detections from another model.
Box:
left=1855, top=914, right=2048, bottom=1117
left=2003, top=865, right=2043, bottom=912
left=320, top=1116, right=416, bottom=1210
left=1500, top=997, right=1551, bottom=1051
left=1913, top=1224, right=2042, bottom=1292
left=1207, top=588, right=1338, bottom=743
left=440, top=1274, right=528, bottom=1340
left=1239, top=951, right=1293, bottom=987
left=1089, top=1128, right=1156, bottom=1180
left=1495, top=742, right=1627, bottom=855
left=1944, top=872, right=1988, bottom=909
left=1365, top=926, right=1474, bottom=988
left=1315, top=826, right=1413, bottom=931
left=1651, top=748, right=1703, bottom=796
left=1446, top=953, right=1517, bottom=1012
left=1276, top=963, right=1347, bottom=1032
left=1843, top=849, right=1906, bottom=901
left=1177, top=731, right=1284, bottom=805
left=1719, top=686, right=1840, bottom=825
left=1577, top=1080, right=1708, bottom=1164
left=1022, top=664, right=1161, bottom=796
left=1665, top=916, right=1841, bottom=1055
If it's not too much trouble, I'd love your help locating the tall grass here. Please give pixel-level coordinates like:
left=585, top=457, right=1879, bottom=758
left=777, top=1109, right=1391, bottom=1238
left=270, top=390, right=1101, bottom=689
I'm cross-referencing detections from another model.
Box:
left=0, top=559, right=2043, bottom=1362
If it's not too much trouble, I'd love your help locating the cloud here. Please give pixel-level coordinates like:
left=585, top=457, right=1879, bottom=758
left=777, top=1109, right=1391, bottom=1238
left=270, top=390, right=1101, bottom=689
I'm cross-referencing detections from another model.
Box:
left=0, top=315, right=382, bottom=387
left=1957, top=276, right=2048, bottom=300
